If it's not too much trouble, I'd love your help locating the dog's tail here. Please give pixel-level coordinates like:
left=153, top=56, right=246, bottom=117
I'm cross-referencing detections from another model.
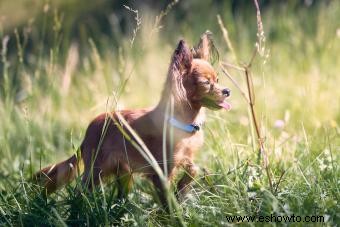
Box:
left=33, top=155, right=80, bottom=193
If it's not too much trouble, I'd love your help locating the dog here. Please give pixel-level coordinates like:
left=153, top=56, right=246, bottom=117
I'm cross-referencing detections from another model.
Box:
left=34, top=32, right=231, bottom=205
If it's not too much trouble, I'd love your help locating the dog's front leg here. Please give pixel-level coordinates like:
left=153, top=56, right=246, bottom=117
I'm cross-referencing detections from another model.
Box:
left=149, top=174, right=170, bottom=211
left=176, top=160, right=199, bottom=200
left=116, top=172, right=133, bottom=199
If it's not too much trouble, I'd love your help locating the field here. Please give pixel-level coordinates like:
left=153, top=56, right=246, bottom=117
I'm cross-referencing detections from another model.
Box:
left=0, top=1, right=339, bottom=226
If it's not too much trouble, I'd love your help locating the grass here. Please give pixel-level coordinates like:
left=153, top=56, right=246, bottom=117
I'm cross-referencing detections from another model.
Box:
left=0, top=1, right=339, bottom=226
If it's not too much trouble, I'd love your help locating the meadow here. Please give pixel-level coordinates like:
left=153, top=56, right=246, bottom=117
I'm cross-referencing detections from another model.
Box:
left=0, top=1, right=339, bottom=226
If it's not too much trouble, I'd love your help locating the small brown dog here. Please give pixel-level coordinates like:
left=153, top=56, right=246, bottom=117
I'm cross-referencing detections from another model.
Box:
left=35, top=33, right=231, bottom=204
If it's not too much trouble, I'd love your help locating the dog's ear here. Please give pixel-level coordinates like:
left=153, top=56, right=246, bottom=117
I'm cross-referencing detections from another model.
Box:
left=192, top=31, right=219, bottom=64
left=172, top=40, right=193, bottom=74
left=167, top=40, right=192, bottom=105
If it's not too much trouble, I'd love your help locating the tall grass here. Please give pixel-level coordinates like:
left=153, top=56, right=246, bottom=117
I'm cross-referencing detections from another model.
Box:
left=0, top=1, right=339, bottom=225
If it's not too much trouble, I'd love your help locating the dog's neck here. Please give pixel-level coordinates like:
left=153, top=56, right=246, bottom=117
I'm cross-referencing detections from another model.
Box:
left=172, top=102, right=205, bottom=125
left=151, top=75, right=206, bottom=131
left=154, top=95, right=205, bottom=127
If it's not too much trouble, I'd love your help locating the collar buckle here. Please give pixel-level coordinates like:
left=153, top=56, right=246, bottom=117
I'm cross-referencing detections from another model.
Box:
left=190, top=124, right=200, bottom=132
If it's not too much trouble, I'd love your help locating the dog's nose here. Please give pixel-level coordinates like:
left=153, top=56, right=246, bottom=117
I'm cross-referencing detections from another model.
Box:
left=222, top=88, right=231, bottom=97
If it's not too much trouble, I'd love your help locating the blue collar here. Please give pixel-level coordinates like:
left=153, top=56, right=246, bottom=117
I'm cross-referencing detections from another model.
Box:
left=168, top=117, right=200, bottom=133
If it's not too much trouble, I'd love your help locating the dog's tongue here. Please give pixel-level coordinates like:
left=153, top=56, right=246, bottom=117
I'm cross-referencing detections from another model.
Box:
left=218, top=101, right=232, bottom=110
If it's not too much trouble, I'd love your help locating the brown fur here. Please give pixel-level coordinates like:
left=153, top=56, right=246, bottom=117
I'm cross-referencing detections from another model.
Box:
left=34, top=33, right=231, bottom=203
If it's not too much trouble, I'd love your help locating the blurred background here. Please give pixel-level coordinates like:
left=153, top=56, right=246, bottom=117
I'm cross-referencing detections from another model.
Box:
left=0, top=0, right=339, bottom=175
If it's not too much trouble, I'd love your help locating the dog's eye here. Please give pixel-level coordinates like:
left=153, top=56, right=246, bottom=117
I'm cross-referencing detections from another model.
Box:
left=216, top=78, right=219, bottom=83
left=204, top=80, right=210, bottom=85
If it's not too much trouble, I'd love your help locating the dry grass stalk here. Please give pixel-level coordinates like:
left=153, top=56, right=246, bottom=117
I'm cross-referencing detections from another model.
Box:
left=217, top=14, right=237, bottom=61
left=218, top=0, right=273, bottom=191
left=151, top=0, right=179, bottom=36
left=61, top=43, right=78, bottom=95
left=123, top=5, right=142, bottom=47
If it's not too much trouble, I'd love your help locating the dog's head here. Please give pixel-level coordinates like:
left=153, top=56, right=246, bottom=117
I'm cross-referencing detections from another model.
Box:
left=167, top=32, right=231, bottom=111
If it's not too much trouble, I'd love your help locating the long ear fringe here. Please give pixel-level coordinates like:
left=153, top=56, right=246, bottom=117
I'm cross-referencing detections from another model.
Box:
left=192, top=31, right=219, bottom=65
left=167, top=40, right=192, bottom=105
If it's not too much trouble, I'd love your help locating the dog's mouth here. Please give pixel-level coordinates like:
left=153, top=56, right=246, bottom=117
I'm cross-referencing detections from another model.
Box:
left=217, top=99, right=232, bottom=110
left=201, top=97, right=232, bottom=111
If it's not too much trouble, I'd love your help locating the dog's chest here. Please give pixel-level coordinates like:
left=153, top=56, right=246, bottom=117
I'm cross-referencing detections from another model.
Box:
left=173, top=130, right=204, bottom=159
